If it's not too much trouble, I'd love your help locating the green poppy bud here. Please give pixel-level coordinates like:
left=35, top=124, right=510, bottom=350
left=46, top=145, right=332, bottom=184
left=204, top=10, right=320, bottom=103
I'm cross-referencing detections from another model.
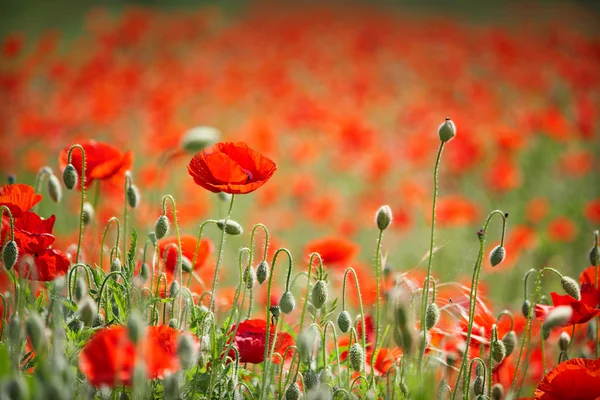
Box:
left=2, top=240, right=18, bottom=270
left=256, top=260, right=269, bottom=285
left=216, top=219, right=243, bottom=235
left=473, top=375, right=484, bottom=396
left=502, top=330, right=517, bottom=357
left=62, top=164, right=78, bottom=190
left=26, top=313, right=45, bottom=351
left=560, top=276, right=581, bottom=300
left=93, top=313, right=105, bottom=328
left=74, top=277, right=87, bottom=302
left=425, top=303, right=440, bottom=330
left=522, top=300, right=531, bottom=318
left=177, top=334, right=197, bottom=370
left=127, top=313, right=144, bottom=344
left=48, top=173, right=63, bottom=203
left=285, top=383, right=300, bottom=400
left=8, top=314, right=22, bottom=346
left=337, top=310, right=351, bottom=333
left=127, top=184, right=140, bottom=208
left=82, top=202, right=94, bottom=225
left=590, top=245, right=599, bottom=267
left=492, top=339, right=506, bottom=363
left=279, top=291, right=296, bottom=314
left=79, top=296, right=98, bottom=327
left=558, top=331, right=570, bottom=352
left=304, top=369, right=319, bottom=391
left=348, top=343, right=364, bottom=372
left=6, top=376, right=29, bottom=400
left=181, top=126, right=220, bottom=153
left=243, top=265, right=255, bottom=290
left=270, top=305, right=281, bottom=320
left=169, top=280, right=180, bottom=298
left=491, top=383, right=504, bottom=400
left=376, top=205, right=393, bottom=231
left=154, top=215, right=170, bottom=239
left=139, top=262, right=150, bottom=282
left=311, top=280, right=328, bottom=309
left=438, top=117, right=456, bottom=143
left=181, top=256, right=193, bottom=273
left=111, top=258, right=122, bottom=273
left=489, top=245, right=506, bottom=267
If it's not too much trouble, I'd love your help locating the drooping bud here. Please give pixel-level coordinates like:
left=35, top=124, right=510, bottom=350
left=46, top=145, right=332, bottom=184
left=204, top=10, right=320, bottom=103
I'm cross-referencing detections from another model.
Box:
left=311, top=280, right=328, bottom=309
left=279, top=291, right=296, bottom=314
left=502, top=330, right=517, bottom=357
left=489, top=245, right=506, bottom=267
left=425, top=303, right=440, bottom=330
left=181, top=126, right=220, bottom=153
left=111, top=258, right=122, bottom=273
left=74, top=277, right=87, bottom=302
left=438, top=117, right=456, bottom=143
left=543, top=306, right=573, bottom=331
left=560, top=276, right=581, bottom=300
left=62, top=164, right=78, bottom=190
left=126, top=184, right=140, bottom=208
left=491, top=383, right=504, bottom=400
left=139, top=262, right=150, bottom=283
left=297, top=327, right=319, bottom=363
left=7, top=174, right=16, bottom=184
left=169, top=318, right=178, bottom=329
left=285, top=382, right=301, bottom=400
left=319, top=368, right=332, bottom=385
left=177, top=334, right=198, bottom=370
left=304, top=369, right=319, bottom=391
left=154, top=215, right=170, bottom=239
left=473, top=375, right=484, bottom=396
left=393, top=327, right=404, bottom=347
left=82, top=202, right=94, bottom=225
left=26, top=313, right=45, bottom=351
left=590, top=247, right=599, bottom=267
left=79, top=296, right=98, bottom=326
left=558, top=331, right=570, bottom=352
left=337, top=310, right=351, bottom=333
left=395, top=305, right=408, bottom=328
left=216, top=219, right=243, bottom=235
left=48, top=173, right=63, bottom=203
left=127, top=313, right=143, bottom=344
left=376, top=205, right=392, bottom=231
left=542, top=326, right=551, bottom=341
left=169, top=280, right=180, bottom=298
left=256, top=260, right=269, bottom=284
left=348, top=343, right=364, bottom=372
left=181, top=256, right=193, bottom=273
left=522, top=300, right=531, bottom=318
left=270, top=305, right=280, bottom=320
left=8, top=314, right=22, bottom=346
left=148, top=231, right=157, bottom=246
left=492, top=339, right=506, bottom=363
left=163, top=371, right=179, bottom=400
left=243, top=265, right=255, bottom=290
left=2, top=240, right=18, bottom=270
left=68, top=317, right=84, bottom=333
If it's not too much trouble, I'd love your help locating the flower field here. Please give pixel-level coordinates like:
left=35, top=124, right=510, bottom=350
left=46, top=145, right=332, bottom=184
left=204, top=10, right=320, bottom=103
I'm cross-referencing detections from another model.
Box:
left=0, top=1, right=599, bottom=399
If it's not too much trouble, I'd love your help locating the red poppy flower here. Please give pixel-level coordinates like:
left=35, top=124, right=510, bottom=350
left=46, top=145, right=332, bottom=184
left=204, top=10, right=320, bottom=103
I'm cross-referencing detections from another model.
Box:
left=304, top=236, right=359, bottom=267
left=228, top=319, right=294, bottom=364
left=58, top=140, right=133, bottom=189
left=145, top=325, right=198, bottom=378
left=187, top=142, right=277, bottom=194
left=534, top=358, right=600, bottom=400
left=580, top=266, right=598, bottom=288
left=17, top=249, right=70, bottom=282
left=367, top=347, right=402, bottom=376
left=157, top=235, right=212, bottom=275
left=0, top=184, right=42, bottom=217
left=547, top=217, right=577, bottom=243
left=535, top=283, right=600, bottom=326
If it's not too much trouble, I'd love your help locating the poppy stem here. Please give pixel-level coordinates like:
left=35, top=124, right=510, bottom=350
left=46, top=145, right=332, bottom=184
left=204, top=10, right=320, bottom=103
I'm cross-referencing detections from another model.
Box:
left=67, top=144, right=86, bottom=264
left=32, top=166, right=53, bottom=211
left=418, top=141, right=444, bottom=376
left=466, top=357, right=486, bottom=400
left=0, top=205, right=15, bottom=241
left=67, top=263, right=92, bottom=302
left=299, top=253, right=322, bottom=333
left=161, top=195, right=184, bottom=317
left=370, top=228, right=384, bottom=387
left=540, top=329, right=547, bottom=375
left=342, top=267, right=367, bottom=373
left=487, top=325, right=497, bottom=398
left=323, top=320, right=343, bottom=388
left=123, top=172, right=132, bottom=260
left=100, top=217, right=120, bottom=272
left=208, top=194, right=235, bottom=313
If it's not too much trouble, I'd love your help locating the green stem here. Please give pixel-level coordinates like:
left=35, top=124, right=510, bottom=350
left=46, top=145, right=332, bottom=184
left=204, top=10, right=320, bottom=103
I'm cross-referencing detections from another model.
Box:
left=342, top=267, right=367, bottom=372
left=67, top=263, right=92, bottom=301
left=487, top=326, right=497, bottom=398
left=299, top=253, right=322, bottom=333
left=100, top=217, right=120, bottom=271
left=370, top=228, right=384, bottom=387
left=67, top=144, right=86, bottom=264
left=123, top=172, right=132, bottom=259
left=208, top=194, right=235, bottom=312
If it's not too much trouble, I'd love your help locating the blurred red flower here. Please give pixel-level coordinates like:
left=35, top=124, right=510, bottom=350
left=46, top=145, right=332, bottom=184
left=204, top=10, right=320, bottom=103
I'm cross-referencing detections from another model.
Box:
left=59, top=140, right=133, bottom=189
left=534, top=358, right=600, bottom=400
left=228, top=319, right=294, bottom=364
left=535, top=283, right=600, bottom=326
left=584, top=199, right=600, bottom=223
left=547, top=217, right=577, bottom=242
left=187, top=142, right=276, bottom=194
left=304, top=236, right=359, bottom=268
left=0, top=184, right=42, bottom=217
left=157, top=234, right=212, bottom=275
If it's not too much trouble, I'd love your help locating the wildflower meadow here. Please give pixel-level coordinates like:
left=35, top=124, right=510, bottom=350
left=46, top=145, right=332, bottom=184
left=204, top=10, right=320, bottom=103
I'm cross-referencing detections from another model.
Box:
left=0, top=1, right=599, bottom=399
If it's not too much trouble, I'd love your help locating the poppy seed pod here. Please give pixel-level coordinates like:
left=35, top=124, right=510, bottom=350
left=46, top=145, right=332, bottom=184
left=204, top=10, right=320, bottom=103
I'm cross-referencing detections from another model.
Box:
left=502, top=330, right=517, bottom=357
left=126, top=184, right=140, bottom=208
left=256, top=260, right=269, bottom=285
left=543, top=306, right=572, bottom=331
left=2, top=240, right=18, bottom=270
left=285, top=383, right=300, bottom=400
left=473, top=375, right=484, bottom=396
left=62, top=164, right=78, bottom=190
left=489, top=245, right=506, bottom=267
left=560, top=276, right=581, bottom=300
left=425, top=303, right=440, bottom=330
left=78, top=296, right=97, bottom=326
left=48, top=173, right=63, bottom=203
left=155, top=215, right=170, bottom=239
left=349, top=343, right=364, bottom=372
left=522, top=300, right=531, bottom=318
left=558, top=331, right=571, bottom=352
left=337, top=310, right=351, bottom=333
left=376, top=205, right=393, bottom=231
left=438, top=117, right=456, bottom=142
left=82, top=202, right=94, bottom=225
left=311, top=280, right=328, bottom=309
left=216, top=219, right=243, bottom=235
left=243, top=265, right=255, bottom=289
left=304, top=369, right=319, bottom=391
left=279, top=291, right=296, bottom=314
left=491, top=383, right=504, bottom=400
left=26, top=314, right=45, bottom=351
left=177, top=334, right=197, bottom=370
left=492, top=339, right=506, bottom=363
left=181, top=126, right=220, bottom=153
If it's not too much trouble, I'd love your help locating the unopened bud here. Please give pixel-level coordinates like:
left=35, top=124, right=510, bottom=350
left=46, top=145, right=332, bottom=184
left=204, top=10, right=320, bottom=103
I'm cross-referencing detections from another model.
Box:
left=5, top=377, right=29, bottom=400
left=8, top=314, right=22, bottom=346
left=139, top=262, right=150, bottom=282
left=311, top=280, right=328, bottom=309
left=169, top=281, right=180, bottom=298
left=279, top=291, right=296, bottom=314
left=48, top=173, right=63, bottom=203
left=164, top=372, right=179, bottom=399
left=522, top=300, right=531, bottom=318
left=63, top=164, right=78, bottom=190
left=492, top=339, right=506, bottom=363
left=304, top=369, right=319, bottom=391
left=79, top=296, right=98, bottom=326
left=218, top=192, right=232, bottom=202
left=216, top=219, right=243, bottom=235
left=127, top=313, right=143, bottom=344
left=243, top=265, right=255, bottom=289
left=348, top=343, right=364, bottom=372
left=473, top=375, right=484, bottom=396
left=393, top=327, right=404, bottom=347
left=181, top=126, right=220, bottom=153
left=337, top=311, right=351, bottom=333
left=2, top=240, right=18, bottom=270
left=489, top=245, right=506, bottom=267
left=181, top=256, right=193, bottom=273
left=542, top=305, right=572, bottom=331
left=560, top=276, right=581, bottom=300
left=111, top=258, right=122, bottom=273
left=376, top=205, right=392, bottom=231
left=270, top=305, right=280, bottom=320
left=558, top=331, right=570, bottom=352
left=169, top=318, right=178, bottom=329
left=590, top=231, right=599, bottom=266
left=491, top=383, right=504, bottom=400
left=26, top=314, right=45, bottom=351
left=438, top=117, right=456, bottom=143
left=82, top=202, right=94, bottom=225
left=177, top=334, right=198, bottom=370
left=74, top=277, right=87, bottom=302
left=425, top=303, right=440, bottom=330
left=126, top=184, right=140, bottom=208
left=502, top=330, right=517, bottom=357
left=256, top=260, right=269, bottom=285
left=155, top=215, right=170, bottom=239
left=93, top=313, right=105, bottom=328
left=285, top=382, right=300, bottom=400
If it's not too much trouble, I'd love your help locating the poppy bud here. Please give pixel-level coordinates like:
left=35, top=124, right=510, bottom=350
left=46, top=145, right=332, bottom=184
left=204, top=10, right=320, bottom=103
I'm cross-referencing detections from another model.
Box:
left=111, top=258, right=122, bottom=273
left=148, top=231, right=157, bottom=246
left=393, top=327, right=404, bottom=347
left=127, top=184, right=140, bottom=208
left=521, top=300, right=531, bottom=318
left=200, top=335, right=211, bottom=353
left=48, top=173, right=63, bottom=203
left=539, top=295, right=550, bottom=305
left=319, top=368, right=332, bottom=385
left=304, top=369, right=319, bottom=391
left=7, top=174, right=16, bottom=184
left=164, top=372, right=179, bottom=399
left=492, top=339, right=506, bottom=363
left=243, top=265, right=255, bottom=289
left=590, top=245, right=599, bottom=267
left=74, top=277, right=87, bottom=302
left=311, top=280, right=328, bottom=309
left=558, top=331, right=570, bottom=352
left=337, top=310, right=351, bottom=333
left=285, top=382, right=301, bottom=400
left=298, top=327, right=319, bottom=363
left=8, top=314, right=22, bottom=346
left=489, top=245, right=506, bottom=267
left=155, top=215, right=170, bottom=239
left=181, top=256, right=193, bottom=273
left=473, top=376, right=484, bottom=396
left=68, top=317, right=84, bottom=334
left=349, top=343, right=364, bottom=372
left=279, top=291, right=296, bottom=314
left=26, top=313, right=45, bottom=351
left=476, top=363, right=484, bottom=377
left=133, top=362, right=147, bottom=394
left=560, top=276, right=581, bottom=300
left=438, top=117, right=456, bottom=143
left=400, top=382, right=409, bottom=397
left=216, top=219, right=243, bottom=235
left=376, top=205, right=392, bottom=231
left=2, top=240, right=18, bottom=270
left=543, top=306, right=572, bottom=331
left=139, top=262, right=150, bottom=282
left=256, top=260, right=269, bottom=285
left=502, top=330, right=517, bottom=357
left=170, top=280, right=180, bottom=298
left=82, top=202, right=94, bottom=225
left=181, top=126, right=220, bottom=153
left=93, top=313, right=105, bottom=328
left=542, top=326, right=551, bottom=341
left=63, top=164, right=78, bottom=190
left=127, top=313, right=143, bottom=344
left=6, top=377, right=29, bottom=400
left=270, top=305, right=280, bottom=320
left=177, top=334, right=197, bottom=370
left=79, top=296, right=97, bottom=326
left=491, top=383, right=504, bottom=400
left=425, top=303, right=440, bottom=330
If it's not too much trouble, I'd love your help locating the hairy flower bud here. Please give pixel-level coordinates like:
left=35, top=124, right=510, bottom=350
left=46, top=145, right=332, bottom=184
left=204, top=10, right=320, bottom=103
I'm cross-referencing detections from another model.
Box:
left=216, top=219, right=243, bottom=235
left=243, top=265, right=255, bottom=289
left=74, top=277, right=87, bottom=302
left=177, top=334, right=197, bottom=370
left=376, top=205, right=392, bottom=231
left=169, top=280, right=180, bottom=298
left=2, top=240, right=18, bottom=270
left=8, top=314, right=22, bottom=346
left=181, top=126, right=220, bottom=153
left=558, top=331, right=570, bottom=352
left=26, top=314, right=45, bottom=351
left=139, top=262, right=150, bottom=283
left=62, top=164, right=78, bottom=190
left=489, top=245, right=506, bottom=267
left=126, top=184, right=140, bottom=208
left=93, top=313, right=105, bottom=328
left=438, top=117, right=456, bottom=142
left=285, top=383, right=300, bottom=400
left=337, top=311, right=351, bottom=333
left=543, top=306, right=573, bottom=331
left=502, top=330, right=517, bottom=357
left=256, top=260, right=269, bottom=285
left=425, top=303, right=440, bottom=330
left=492, top=339, right=506, bottom=363
left=521, top=300, right=531, bottom=318
left=155, top=215, right=170, bottom=239
left=127, top=313, right=143, bottom=344
left=270, top=305, right=280, bottom=320
left=590, top=245, right=599, bottom=267
left=560, top=276, right=581, bottom=300
left=181, top=256, right=193, bottom=273
left=82, top=202, right=94, bottom=225
left=491, top=383, right=504, bottom=400
left=279, top=291, right=296, bottom=314
left=48, top=173, right=63, bottom=203
left=111, top=258, right=122, bottom=273
left=304, top=369, right=319, bottom=391
left=311, top=280, right=328, bottom=309
left=473, top=376, right=484, bottom=396
left=79, top=296, right=98, bottom=326
left=348, top=343, right=364, bottom=372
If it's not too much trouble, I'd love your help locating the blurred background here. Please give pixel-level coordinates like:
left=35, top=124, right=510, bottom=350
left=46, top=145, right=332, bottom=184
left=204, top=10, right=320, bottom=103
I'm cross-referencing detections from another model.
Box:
left=1, top=0, right=599, bottom=309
